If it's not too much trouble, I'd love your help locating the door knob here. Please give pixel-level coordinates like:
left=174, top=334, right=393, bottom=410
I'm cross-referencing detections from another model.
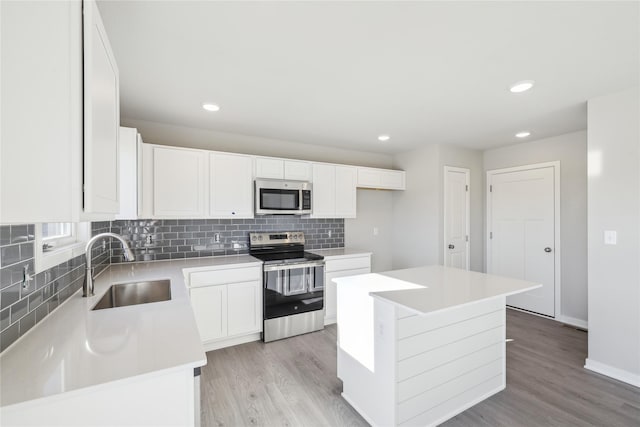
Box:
left=544, top=247, right=552, bottom=253
left=448, top=244, right=455, bottom=249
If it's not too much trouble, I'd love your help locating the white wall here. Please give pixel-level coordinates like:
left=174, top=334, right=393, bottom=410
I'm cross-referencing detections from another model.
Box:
left=390, top=144, right=484, bottom=271
left=585, top=87, right=640, bottom=386
left=123, top=118, right=393, bottom=168
left=483, top=130, right=588, bottom=325
left=345, top=190, right=394, bottom=273
left=391, top=145, right=440, bottom=269
left=439, top=145, right=484, bottom=272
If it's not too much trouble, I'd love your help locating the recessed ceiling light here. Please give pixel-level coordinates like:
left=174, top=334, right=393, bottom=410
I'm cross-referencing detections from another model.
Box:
left=515, top=131, right=531, bottom=138
left=509, top=80, right=535, bottom=93
left=202, top=103, right=220, bottom=112
left=378, top=135, right=390, bottom=142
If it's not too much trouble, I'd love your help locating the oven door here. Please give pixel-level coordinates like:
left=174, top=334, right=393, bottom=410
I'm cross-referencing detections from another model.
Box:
left=263, top=263, right=324, bottom=320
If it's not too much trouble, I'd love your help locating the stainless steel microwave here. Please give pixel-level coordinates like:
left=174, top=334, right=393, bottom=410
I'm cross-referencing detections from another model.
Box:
left=255, top=179, right=312, bottom=215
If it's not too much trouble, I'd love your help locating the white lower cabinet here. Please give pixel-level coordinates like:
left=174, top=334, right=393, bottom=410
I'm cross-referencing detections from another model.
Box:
left=187, top=265, right=262, bottom=351
left=190, top=285, right=227, bottom=342
left=324, top=254, right=372, bottom=325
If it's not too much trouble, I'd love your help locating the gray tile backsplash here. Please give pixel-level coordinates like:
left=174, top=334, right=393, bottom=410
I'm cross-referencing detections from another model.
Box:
left=0, top=223, right=109, bottom=353
left=110, top=218, right=344, bottom=263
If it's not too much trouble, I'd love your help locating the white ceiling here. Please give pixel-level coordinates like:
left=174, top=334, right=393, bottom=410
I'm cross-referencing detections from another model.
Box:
left=98, top=1, right=639, bottom=154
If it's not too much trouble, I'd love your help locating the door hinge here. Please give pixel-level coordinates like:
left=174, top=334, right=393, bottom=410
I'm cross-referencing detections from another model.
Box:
left=465, top=185, right=469, bottom=192
left=490, top=232, right=493, bottom=239
left=466, top=235, right=469, bottom=242
left=489, top=185, right=493, bottom=192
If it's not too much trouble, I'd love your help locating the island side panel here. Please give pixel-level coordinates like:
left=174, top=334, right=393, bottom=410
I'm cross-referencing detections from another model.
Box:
left=395, top=297, right=507, bottom=427
left=337, top=284, right=397, bottom=426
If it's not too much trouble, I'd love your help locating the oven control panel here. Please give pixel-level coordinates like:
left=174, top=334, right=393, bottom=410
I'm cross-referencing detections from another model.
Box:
left=249, top=231, right=305, bottom=246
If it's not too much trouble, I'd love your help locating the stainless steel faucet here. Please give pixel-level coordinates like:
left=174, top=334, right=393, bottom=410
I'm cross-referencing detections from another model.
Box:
left=83, top=232, right=135, bottom=297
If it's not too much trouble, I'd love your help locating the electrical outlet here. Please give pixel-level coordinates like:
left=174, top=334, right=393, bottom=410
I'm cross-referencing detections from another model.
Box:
left=373, top=227, right=379, bottom=236
left=328, top=230, right=332, bottom=238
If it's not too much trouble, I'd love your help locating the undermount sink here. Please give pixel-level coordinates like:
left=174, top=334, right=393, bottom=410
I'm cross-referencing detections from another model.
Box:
left=92, top=280, right=172, bottom=311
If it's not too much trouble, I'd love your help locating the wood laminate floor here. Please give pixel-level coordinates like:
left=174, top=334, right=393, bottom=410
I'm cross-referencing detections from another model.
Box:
left=200, top=309, right=640, bottom=426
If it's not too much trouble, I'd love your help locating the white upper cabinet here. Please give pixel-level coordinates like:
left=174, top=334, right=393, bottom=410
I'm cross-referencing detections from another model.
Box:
left=141, top=145, right=208, bottom=218
left=115, top=127, right=141, bottom=220
left=311, top=164, right=336, bottom=217
left=210, top=153, right=253, bottom=218
left=255, top=157, right=312, bottom=181
left=284, top=160, right=311, bottom=181
left=335, top=166, right=357, bottom=218
left=82, top=0, right=120, bottom=216
left=311, top=164, right=357, bottom=218
left=357, top=167, right=406, bottom=190
left=255, top=158, right=284, bottom=179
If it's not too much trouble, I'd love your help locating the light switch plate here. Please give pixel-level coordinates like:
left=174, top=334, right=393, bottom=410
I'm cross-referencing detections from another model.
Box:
left=604, top=230, right=617, bottom=245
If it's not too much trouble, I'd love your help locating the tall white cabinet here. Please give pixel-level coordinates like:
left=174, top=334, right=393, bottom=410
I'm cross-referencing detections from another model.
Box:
left=82, top=0, right=120, bottom=215
left=1, top=0, right=120, bottom=223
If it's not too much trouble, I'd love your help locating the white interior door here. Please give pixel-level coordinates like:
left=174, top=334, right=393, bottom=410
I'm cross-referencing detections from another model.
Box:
left=488, top=165, right=557, bottom=317
left=444, top=167, right=470, bottom=270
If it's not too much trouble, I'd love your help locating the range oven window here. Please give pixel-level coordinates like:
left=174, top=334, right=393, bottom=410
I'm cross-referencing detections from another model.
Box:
left=264, top=265, right=324, bottom=319
left=260, top=189, right=300, bottom=211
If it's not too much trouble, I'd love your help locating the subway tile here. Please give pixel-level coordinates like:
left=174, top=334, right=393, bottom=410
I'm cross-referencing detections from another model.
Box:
left=1, top=284, right=20, bottom=309
left=0, top=307, right=10, bottom=331
left=19, top=310, right=36, bottom=336
left=170, top=252, right=186, bottom=259
left=1, top=244, right=22, bottom=267
left=10, top=298, right=28, bottom=324
left=9, top=225, right=29, bottom=244
left=35, top=303, right=49, bottom=323
left=28, top=289, right=44, bottom=312
left=1, top=322, right=19, bottom=352
left=0, top=226, right=11, bottom=245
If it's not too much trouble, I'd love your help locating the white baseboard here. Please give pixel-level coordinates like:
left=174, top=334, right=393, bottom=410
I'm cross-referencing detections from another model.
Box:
left=202, top=333, right=261, bottom=352
left=584, top=358, right=640, bottom=387
left=506, top=307, right=588, bottom=330
left=324, top=316, right=336, bottom=326
left=556, top=315, right=588, bottom=330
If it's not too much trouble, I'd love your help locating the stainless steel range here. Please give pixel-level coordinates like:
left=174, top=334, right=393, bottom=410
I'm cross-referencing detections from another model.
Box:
left=249, top=232, right=325, bottom=342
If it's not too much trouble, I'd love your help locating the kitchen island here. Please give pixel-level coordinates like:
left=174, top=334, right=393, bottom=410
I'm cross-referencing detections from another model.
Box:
left=334, top=265, right=541, bottom=427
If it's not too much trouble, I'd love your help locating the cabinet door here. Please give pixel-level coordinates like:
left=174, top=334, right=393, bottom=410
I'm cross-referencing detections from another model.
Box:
left=190, top=285, right=228, bottom=342
left=1, top=0, right=82, bottom=223
left=380, top=170, right=405, bottom=190
left=335, top=166, right=357, bottom=218
left=356, top=168, right=381, bottom=188
left=311, top=164, right=336, bottom=218
left=227, top=281, right=262, bottom=336
left=210, top=153, right=253, bottom=218
left=255, top=158, right=284, bottom=179
left=83, top=0, right=120, bottom=215
left=284, top=161, right=311, bottom=181
left=153, top=146, right=207, bottom=217
left=115, top=127, right=138, bottom=220
left=325, top=267, right=371, bottom=325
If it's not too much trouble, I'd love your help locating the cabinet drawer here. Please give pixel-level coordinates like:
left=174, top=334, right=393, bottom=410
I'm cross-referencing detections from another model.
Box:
left=325, top=256, right=371, bottom=273
left=189, top=266, right=261, bottom=287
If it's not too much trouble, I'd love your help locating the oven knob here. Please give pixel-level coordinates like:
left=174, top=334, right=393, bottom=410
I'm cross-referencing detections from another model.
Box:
left=251, top=235, right=256, bottom=241
left=258, top=235, right=263, bottom=241
left=293, top=233, right=298, bottom=240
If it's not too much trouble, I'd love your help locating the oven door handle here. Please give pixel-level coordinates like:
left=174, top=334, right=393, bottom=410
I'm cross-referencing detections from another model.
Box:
left=263, top=261, right=325, bottom=272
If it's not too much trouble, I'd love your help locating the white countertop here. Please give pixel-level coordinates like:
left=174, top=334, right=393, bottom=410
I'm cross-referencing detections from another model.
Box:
left=333, top=265, right=541, bottom=315
left=308, top=247, right=372, bottom=259
left=0, top=255, right=261, bottom=408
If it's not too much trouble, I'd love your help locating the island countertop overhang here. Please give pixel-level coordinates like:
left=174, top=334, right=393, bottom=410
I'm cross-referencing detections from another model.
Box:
left=333, top=265, right=542, bottom=316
